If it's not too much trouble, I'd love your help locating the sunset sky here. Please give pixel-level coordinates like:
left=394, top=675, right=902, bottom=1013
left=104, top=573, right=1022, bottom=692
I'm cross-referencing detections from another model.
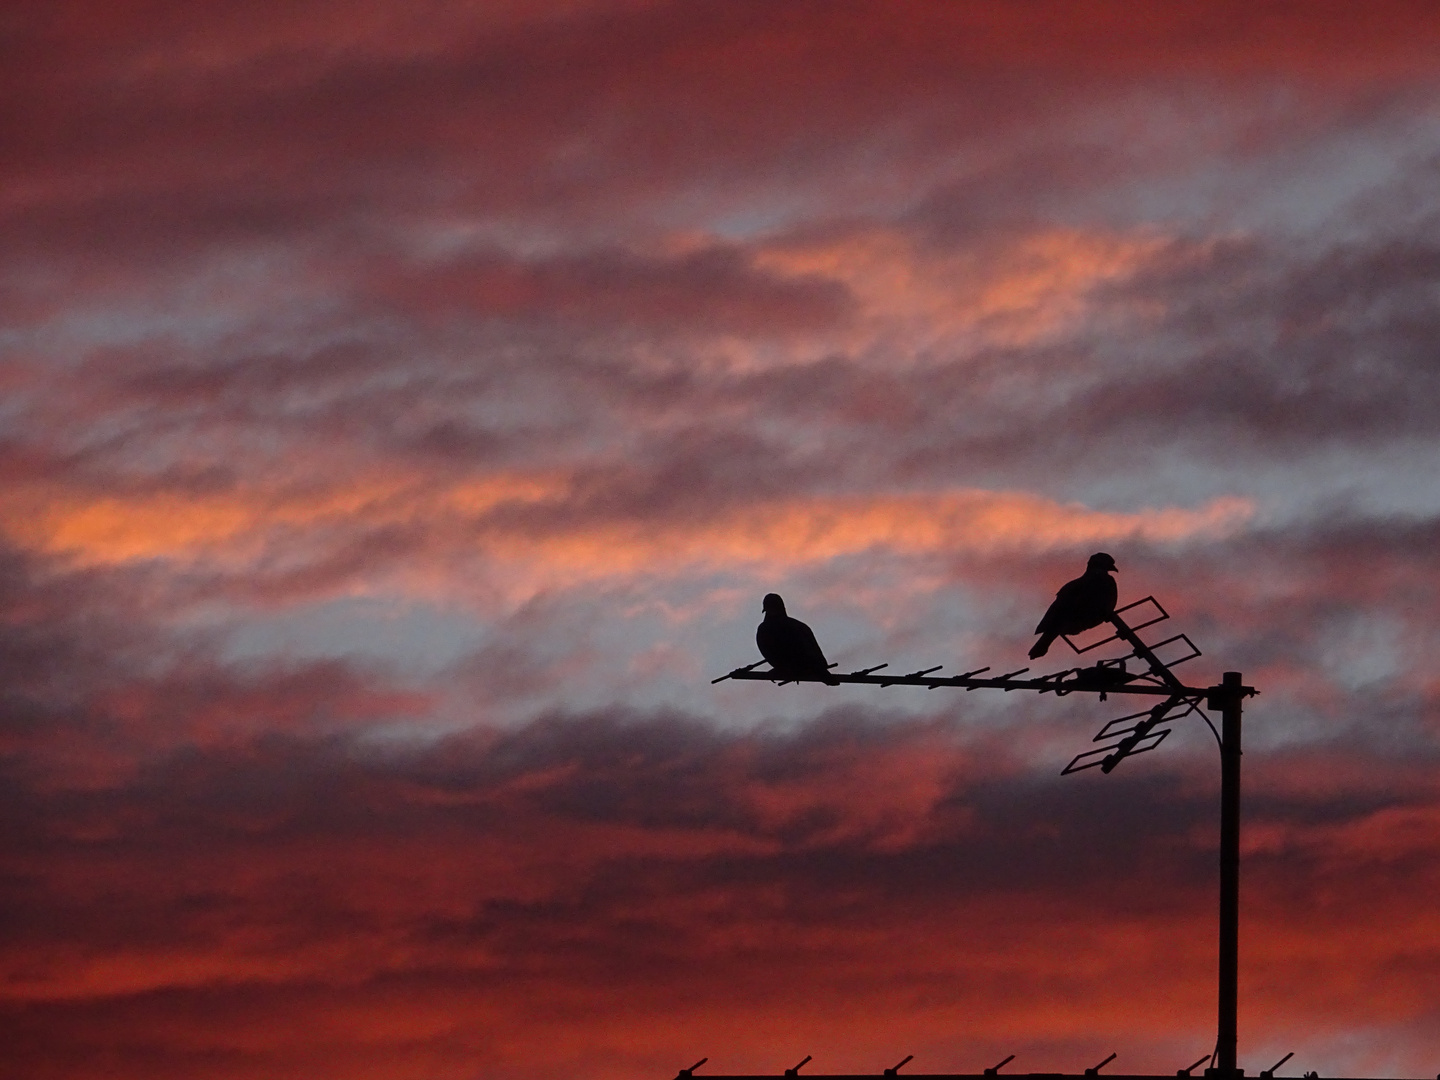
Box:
left=5, top=3, right=1440, bottom=1078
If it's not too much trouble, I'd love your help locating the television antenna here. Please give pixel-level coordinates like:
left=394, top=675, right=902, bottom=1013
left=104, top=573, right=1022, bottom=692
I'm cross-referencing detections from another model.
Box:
left=712, top=596, right=1257, bottom=1078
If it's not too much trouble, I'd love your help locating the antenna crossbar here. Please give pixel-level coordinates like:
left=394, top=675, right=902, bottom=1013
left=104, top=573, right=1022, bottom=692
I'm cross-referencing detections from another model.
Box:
left=717, top=666, right=1208, bottom=698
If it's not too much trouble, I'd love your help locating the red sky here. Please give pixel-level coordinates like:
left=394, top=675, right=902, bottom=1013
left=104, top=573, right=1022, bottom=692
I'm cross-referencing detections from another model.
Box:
left=5, top=3, right=1440, bottom=1078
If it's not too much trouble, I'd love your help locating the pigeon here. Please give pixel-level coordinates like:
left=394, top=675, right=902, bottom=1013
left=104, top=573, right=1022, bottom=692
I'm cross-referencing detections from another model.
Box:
left=1028, top=552, right=1119, bottom=659
left=756, top=593, right=837, bottom=683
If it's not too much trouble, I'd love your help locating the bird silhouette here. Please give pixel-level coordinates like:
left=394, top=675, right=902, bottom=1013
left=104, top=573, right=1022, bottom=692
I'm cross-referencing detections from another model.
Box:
left=1029, top=552, right=1119, bottom=659
left=756, top=593, right=836, bottom=683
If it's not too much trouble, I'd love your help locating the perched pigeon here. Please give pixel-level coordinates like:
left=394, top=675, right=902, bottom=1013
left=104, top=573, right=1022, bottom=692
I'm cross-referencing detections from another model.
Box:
left=1028, top=552, right=1119, bottom=659
left=756, top=593, right=836, bottom=683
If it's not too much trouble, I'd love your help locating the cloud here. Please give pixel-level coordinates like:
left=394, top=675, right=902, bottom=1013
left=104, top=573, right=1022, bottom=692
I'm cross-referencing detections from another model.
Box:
left=3, top=498, right=1440, bottom=1078
left=3, top=707, right=1439, bottom=1079
left=0, top=470, right=1252, bottom=603
left=7, top=0, right=1440, bottom=271
left=5, top=3, right=1440, bottom=1077
left=367, top=244, right=855, bottom=335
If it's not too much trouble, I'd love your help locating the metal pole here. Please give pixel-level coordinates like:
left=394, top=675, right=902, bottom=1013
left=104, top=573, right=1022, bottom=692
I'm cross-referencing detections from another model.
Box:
left=1215, top=671, right=1243, bottom=1077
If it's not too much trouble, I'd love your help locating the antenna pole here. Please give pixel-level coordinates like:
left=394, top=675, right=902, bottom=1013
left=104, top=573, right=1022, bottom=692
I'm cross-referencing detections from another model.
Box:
left=1214, top=671, right=1244, bottom=1077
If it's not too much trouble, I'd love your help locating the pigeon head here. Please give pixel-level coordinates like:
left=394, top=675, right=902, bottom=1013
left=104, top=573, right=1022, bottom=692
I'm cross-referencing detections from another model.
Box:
left=1088, top=552, right=1118, bottom=573
left=762, top=593, right=787, bottom=616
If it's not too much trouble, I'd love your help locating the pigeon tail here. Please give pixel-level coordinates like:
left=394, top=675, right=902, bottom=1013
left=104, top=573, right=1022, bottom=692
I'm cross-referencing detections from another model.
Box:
left=1029, top=632, right=1057, bottom=660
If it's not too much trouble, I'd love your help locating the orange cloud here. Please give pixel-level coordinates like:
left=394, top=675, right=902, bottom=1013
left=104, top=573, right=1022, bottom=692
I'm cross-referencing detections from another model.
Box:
left=755, top=227, right=1168, bottom=354
left=0, top=475, right=1253, bottom=604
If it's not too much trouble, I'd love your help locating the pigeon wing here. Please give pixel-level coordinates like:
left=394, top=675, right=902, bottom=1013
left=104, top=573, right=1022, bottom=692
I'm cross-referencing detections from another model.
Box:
left=1034, top=576, right=1087, bottom=635
left=1049, top=575, right=1118, bottom=637
left=793, top=618, right=830, bottom=673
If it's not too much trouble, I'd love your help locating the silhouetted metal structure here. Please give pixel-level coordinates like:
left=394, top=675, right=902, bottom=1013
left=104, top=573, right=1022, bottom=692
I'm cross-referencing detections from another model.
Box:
left=675, top=1068, right=1396, bottom=1080
left=711, top=597, right=1264, bottom=1079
